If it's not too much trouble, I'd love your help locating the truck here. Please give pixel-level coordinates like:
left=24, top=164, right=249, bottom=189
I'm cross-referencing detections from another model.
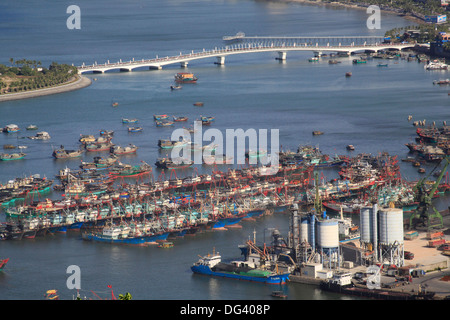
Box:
left=404, top=251, right=415, bottom=260
left=404, top=231, right=419, bottom=240
left=427, top=231, right=444, bottom=240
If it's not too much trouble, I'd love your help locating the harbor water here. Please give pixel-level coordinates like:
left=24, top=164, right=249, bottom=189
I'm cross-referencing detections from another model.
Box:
left=0, top=0, right=448, bottom=300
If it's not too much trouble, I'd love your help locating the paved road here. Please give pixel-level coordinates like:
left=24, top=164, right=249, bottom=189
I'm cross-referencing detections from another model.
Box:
left=0, top=75, right=91, bottom=102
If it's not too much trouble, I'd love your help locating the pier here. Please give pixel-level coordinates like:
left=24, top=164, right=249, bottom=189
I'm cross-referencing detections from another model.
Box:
left=76, top=35, right=418, bottom=74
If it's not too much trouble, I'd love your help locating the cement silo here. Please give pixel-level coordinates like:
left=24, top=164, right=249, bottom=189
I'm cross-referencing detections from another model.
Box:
left=378, top=207, right=404, bottom=267
left=316, top=219, right=340, bottom=269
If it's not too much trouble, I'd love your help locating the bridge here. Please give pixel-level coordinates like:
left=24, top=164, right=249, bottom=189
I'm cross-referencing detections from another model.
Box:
left=76, top=36, right=417, bottom=74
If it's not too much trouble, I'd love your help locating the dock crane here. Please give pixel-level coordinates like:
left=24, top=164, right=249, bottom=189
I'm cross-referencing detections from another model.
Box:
left=409, top=156, right=449, bottom=231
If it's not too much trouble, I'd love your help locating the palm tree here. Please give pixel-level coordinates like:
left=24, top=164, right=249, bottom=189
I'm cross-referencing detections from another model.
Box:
left=118, top=292, right=132, bottom=300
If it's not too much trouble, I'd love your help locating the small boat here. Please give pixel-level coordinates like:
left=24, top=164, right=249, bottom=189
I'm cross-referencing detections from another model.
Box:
left=3, top=144, right=15, bottom=149
left=170, top=85, right=182, bottom=90
left=155, top=121, right=174, bottom=127
left=112, top=101, right=119, bottom=107
left=52, top=146, right=84, bottom=159
left=328, top=59, right=341, bottom=64
left=433, top=79, right=450, bottom=85
left=110, top=144, right=138, bottom=155
left=271, top=291, right=287, bottom=299
left=173, top=116, right=188, bottom=122
left=200, top=116, right=215, bottom=122
left=28, top=131, right=51, bottom=140
left=158, top=139, right=188, bottom=149
left=122, top=118, right=138, bottom=124
left=0, top=258, right=9, bottom=271
left=155, top=157, right=194, bottom=170
left=79, top=134, right=96, bottom=144
left=174, top=72, right=198, bottom=83
left=0, top=153, right=26, bottom=161
left=99, top=129, right=114, bottom=137
left=309, top=57, right=319, bottom=62
left=418, top=168, right=426, bottom=174
left=345, top=72, right=352, bottom=77
left=377, top=64, right=388, bottom=67
left=193, top=102, right=204, bottom=107
left=153, top=114, right=169, bottom=121
left=352, top=59, right=366, bottom=64
left=312, top=131, right=324, bottom=136
left=26, top=125, right=38, bottom=130
left=3, top=124, right=20, bottom=133
left=346, top=145, right=355, bottom=151
left=128, top=127, right=143, bottom=133
left=158, top=241, right=174, bottom=248
left=44, top=289, right=59, bottom=300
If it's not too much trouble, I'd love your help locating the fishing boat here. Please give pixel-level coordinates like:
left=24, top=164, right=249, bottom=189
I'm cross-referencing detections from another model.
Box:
left=28, top=131, right=50, bottom=140
left=158, top=139, right=188, bottom=149
left=80, top=155, right=118, bottom=170
left=86, top=142, right=114, bottom=151
left=52, top=146, right=84, bottom=159
left=158, top=241, right=174, bottom=248
left=170, top=85, right=182, bottom=90
left=155, top=157, right=194, bottom=170
left=109, top=162, right=152, bottom=178
left=155, top=121, right=174, bottom=127
left=346, top=145, right=355, bottom=151
left=191, top=248, right=290, bottom=284
left=0, top=153, right=26, bottom=161
left=99, top=129, right=114, bottom=137
left=345, top=72, right=352, bottom=77
left=174, top=72, right=198, bottom=83
left=153, top=114, right=169, bottom=121
left=377, top=64, right=388, bottom=67
left=26, top=125, right=38, bottom=130
left=193, top=102, right=204, bottom=107
left=110, top=144, right=138, bottom=155
left=308, top=57, right=319, bottom=62
left=173, top=116, right=188, bottom=122
left=424, top=61, right=448, bottom=70
left=79, top=134, right=96, bottom=144
left=328, top=59, right=341, bottom=64
left=3, top=124, right=20, bottom=133
left=312, top=131, right=324, bottom=136
left=128, top=127, right=143, bottom=133
left=200, top=116, right=215, bottom=122
left=122, top=118, right=138, bottom=124
left=0, top=258, right=9, bottom=271
left=352, top=59, right=366, bottom=64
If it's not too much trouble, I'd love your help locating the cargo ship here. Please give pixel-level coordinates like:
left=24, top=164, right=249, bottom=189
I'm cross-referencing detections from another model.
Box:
left=191, top=246, right=290, bottom=284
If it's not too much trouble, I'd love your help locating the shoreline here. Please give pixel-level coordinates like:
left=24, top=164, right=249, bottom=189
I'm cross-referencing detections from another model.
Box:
left=269, top=0, right=427, bottom=25
left=0, top=74, right=92, bottom=103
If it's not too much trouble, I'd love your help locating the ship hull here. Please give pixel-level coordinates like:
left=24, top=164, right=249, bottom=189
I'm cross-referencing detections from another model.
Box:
left=191, top=265, right=289, bottom=284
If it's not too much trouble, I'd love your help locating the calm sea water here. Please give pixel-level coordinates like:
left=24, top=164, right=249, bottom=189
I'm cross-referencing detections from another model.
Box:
left=0, top=0, right=448, bottom=301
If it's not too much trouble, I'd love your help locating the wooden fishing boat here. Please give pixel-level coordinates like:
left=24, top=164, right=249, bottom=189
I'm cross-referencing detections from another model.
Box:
left=155, top=157, right=194, bottom=170
left=110, top=144, right=138, bottom=155
left=155, top=121, right=174, bottom=127
left=128, top=127, right=143, bottom=132
left=52, top=146, right=84, bottom=159
left=173, top=116, right=188, bottom=122
left=0, top=152, right=26, bottom=161
left=154, top=114, right=169, bottom=121
left=193, top=102, right=204, bottom=107
left=86, top=142, right=114, bottom=151
left=122, top=118, right=138, bottom=124
left=345, top=72, right=352, bottom=77
left=174, top=72, right=198, bottom=83
left=346, top=145, right=355, bottom=151
left=26, top=124, right=38, bottom=130
left=312, top=131, right=324, bottom=136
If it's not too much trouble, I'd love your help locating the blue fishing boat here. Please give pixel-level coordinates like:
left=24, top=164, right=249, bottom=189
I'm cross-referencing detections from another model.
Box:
left=122, top=118, right=138, bottom=124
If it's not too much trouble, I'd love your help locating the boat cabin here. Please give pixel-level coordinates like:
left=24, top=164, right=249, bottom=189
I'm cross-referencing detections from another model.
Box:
left=329, top=272, right=353, bottom=286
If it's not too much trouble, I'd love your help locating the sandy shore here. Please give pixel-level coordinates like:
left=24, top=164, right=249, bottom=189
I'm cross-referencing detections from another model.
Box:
left=0, top=75, right=92, bottom=103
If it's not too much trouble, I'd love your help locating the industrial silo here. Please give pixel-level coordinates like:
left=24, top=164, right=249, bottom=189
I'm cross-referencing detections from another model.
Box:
left=378, top=207, right=404, bottom=267
left=317, top=219, right=339, bottom=249
left=317, top=219, right=340, bottom=269
left=300, top=217, right=310, bottom=244
left=378, top=208, right=404, bottom=245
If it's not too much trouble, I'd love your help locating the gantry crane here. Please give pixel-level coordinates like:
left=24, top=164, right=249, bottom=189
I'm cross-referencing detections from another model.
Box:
left=409, top=156, right=449, bottom=231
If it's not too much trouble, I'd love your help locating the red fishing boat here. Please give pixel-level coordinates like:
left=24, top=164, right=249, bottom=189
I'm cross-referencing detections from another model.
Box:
left=0, top=258, right=9, bottom=271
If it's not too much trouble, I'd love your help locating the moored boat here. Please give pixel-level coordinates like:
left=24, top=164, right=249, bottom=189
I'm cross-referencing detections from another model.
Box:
left=155, top=157, right=194, bottom=170
left=52, top=146, right=84, bottom=159
left=3, top=124, right=20, bottom=133
left=128, top=127, right=143, bottom=133
left=110, top=144, right=138, bottom=155
left=191, top=248, right=290, bottom=284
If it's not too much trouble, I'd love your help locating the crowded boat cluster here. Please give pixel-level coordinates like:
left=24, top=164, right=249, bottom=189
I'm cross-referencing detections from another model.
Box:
left=1, top=134, right=449, bottom=243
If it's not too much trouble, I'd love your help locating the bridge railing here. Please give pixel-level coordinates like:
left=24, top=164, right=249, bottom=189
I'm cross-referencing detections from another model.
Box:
left=77, top=42, right=414, bottom=71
